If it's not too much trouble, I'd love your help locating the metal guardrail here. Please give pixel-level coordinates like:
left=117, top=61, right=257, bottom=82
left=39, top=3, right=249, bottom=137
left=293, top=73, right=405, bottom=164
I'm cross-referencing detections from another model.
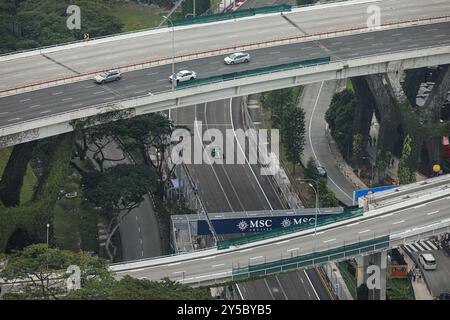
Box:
left=217, top=207, right=362, bottom=249
left=231, top=235, right=390, bottom=280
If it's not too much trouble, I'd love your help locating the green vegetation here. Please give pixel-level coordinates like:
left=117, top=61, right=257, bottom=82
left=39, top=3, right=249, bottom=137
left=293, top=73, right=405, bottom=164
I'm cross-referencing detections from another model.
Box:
left=0, top=134, right=74, bottom=252
left=0, top=141, right=37, bottom=207
left=325, top=89, right=357, bottom=162
left=182, top=0, right=211, bottom=17
left=0, top=0, right=123, bottom=54
left=0, top=244, right=110, bottom=300
left=115, top=113, right=178, bottom=198
left=386, top=278, right=414, bottom=300
left=53, top=202, right=81, bottom=252
left=53, top=195, right=98, bottom=253
left=0, top=147, right=12, bottom=175
left=67, top=276, right=213, bottom=300
left=283, top=107, right=306, bottom=173
left=346, top=78, right=354, bottom=92
left=398, top=134, right=416, bottom=184
left=337, top=261, right=357, bottom=299
left=305, top=158, right=340, bottom=207
left=1, top=244, right=212, bottom=300
left=261, top=87, right=306, bottom=172
left=19, top=164, right=38, bottom=205
left=112, top=5, right=162, bottom=32
left=82, top=164, right=157, bottom=260
left=261, top=88, right=295, bottom=129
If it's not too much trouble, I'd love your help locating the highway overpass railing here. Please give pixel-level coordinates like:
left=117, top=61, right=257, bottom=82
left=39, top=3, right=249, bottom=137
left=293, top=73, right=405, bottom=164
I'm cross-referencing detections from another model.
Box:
left=172, top=4, right=292, bottom=27
left=217, top=206, right=363, bottom=249
left=231, top=235, right=389, bottom=280
left=176, top=57, right=332, bottom=90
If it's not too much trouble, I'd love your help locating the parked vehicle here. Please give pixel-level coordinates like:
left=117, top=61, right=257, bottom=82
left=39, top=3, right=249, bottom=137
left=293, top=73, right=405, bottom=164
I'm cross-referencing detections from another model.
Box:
left=419, top=253, right=437, bottom=270
left=317, top=165, right=327, bottom=177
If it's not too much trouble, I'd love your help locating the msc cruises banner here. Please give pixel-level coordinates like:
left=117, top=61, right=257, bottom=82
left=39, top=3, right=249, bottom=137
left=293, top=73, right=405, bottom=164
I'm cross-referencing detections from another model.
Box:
left=197, top=214, right=331, bottom=235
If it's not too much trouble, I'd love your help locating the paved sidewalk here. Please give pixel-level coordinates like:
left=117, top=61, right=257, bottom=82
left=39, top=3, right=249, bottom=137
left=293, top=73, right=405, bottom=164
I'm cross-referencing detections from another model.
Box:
left=325, top=129, right=368, bottom=191
left=398, top=247, right=434, bottom=300
left=300, top=80, right=363, bottom=206
left=323, top=262, right=354, bottom=300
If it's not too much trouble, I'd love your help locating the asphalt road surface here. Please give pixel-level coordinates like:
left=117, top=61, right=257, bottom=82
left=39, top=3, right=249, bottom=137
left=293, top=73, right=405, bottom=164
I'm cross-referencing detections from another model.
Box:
left=1, top=0, right=448, bottom=90
left=410, top=249, right=450, bottom=297
left=300, top=80, right=356, bottom=206
left=171, top=98, right=282, bottom=214
left=1, top=22, right=449, bottom=127
left=172, top=96, right=330, bottom=299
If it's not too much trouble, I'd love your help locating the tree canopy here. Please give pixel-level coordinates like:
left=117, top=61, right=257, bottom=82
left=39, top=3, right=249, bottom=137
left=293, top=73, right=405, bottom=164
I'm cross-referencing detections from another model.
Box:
left=66, top=276, right=213, bottom=300
left=283, top=107, right=306, bottom=173
left=82, top=164, right=156, bottom=260
left=0, top=244, right=212, bottom=300
left=325, top=89, right=357, bottom=161
left=0, top=0, right=123, bottom=54
left=0, top=244, right=110, bottom=299
left=261, top=88, right=295, bottom=130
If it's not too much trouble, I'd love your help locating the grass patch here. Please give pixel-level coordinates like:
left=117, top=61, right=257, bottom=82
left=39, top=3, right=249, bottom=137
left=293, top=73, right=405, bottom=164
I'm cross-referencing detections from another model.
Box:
left=53, top=201, right=80, bottom=252
left=346, top=78, right=354, bottom=92
left=0, top=147, right=12, bottom=177
left=337, top=261, right=357, bottom=299
left=19, top=164, right=38, bottom=205
left=52, top=173, right=99, bottom=254
left=113, top=5, right=163, bottom=32
left=386, top=278, right=414, bottom=300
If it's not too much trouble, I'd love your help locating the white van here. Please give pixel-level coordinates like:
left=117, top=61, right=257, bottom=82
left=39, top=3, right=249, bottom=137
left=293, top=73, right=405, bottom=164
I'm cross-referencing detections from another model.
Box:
left=419, top=253, right=437, bottom=270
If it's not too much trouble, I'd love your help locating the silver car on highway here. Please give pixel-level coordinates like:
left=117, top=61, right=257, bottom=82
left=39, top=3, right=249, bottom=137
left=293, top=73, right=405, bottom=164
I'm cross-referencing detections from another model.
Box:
left=94, top=70, right=122, bottom=84
left=224, top=52, right=251, bottom=65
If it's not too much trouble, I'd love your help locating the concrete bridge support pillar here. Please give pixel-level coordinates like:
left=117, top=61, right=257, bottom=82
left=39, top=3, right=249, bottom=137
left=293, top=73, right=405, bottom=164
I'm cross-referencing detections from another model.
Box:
left=356, top=250, right=387, bottom=300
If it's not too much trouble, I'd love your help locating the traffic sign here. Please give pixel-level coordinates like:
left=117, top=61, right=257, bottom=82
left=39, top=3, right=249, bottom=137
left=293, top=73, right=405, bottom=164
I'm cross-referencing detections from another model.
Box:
left=83, top=32, right=90, bottom=41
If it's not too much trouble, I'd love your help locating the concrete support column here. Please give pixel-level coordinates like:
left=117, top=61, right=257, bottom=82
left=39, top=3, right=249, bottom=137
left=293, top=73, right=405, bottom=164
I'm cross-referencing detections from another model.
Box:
left=356, top=250, right=387, bottom=300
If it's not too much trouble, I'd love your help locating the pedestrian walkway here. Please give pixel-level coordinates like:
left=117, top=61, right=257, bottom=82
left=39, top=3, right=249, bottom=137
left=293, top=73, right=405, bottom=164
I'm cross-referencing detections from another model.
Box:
left=403, top=240, right=440, bottom=254
left=323, top=262, right=354, bottom=300
left=326, top=129, right=368, bottom=190
left=398, top=247, right=434, bottom=300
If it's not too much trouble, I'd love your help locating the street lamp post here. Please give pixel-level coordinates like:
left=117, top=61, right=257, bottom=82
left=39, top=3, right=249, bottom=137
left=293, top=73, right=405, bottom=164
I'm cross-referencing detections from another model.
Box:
left=297, top=179, right=320, bottom=244
left=46, top=223, right=50, bottom=247
left=163, top=16, right=175, bottom=92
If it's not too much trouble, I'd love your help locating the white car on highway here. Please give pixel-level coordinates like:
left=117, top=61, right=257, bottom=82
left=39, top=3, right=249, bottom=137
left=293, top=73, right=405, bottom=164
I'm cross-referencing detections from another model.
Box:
left=169, top=70, right=197, bottom=83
